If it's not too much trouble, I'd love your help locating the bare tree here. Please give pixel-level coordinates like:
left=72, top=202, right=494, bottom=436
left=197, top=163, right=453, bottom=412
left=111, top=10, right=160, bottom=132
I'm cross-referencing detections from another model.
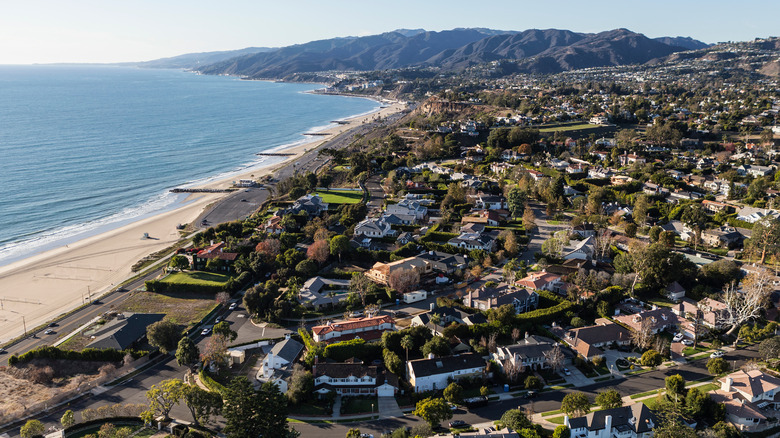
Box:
left=543, top=344, right=565, bottom=373
left=594, top=228, right=613, bottom=261
left=631, top=318, right=654, bottom=350
left=512, top=328, right=521, bottom=344
left=215, top=292, right=230, bottom=307
left=388, top=268, right=420, bottom=294
left=720, top=270, right=772, bottom=338
left=488, top=333, right=498, bottom=354
left=503, top=359, right=524, bottom=384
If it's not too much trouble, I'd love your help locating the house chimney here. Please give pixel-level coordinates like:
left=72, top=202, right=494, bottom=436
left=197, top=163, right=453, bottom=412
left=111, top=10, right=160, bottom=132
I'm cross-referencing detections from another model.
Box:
left=430, top=303, right=436, bottom=311
left=285, top=333, right=291, bottom=340
left=428, top=353, right=435, bottom=359
left=564, top=416, right=570, bottom=428
left=722, top=377, right=733, bottom=392
left=605, top=415, right=612, bottom=434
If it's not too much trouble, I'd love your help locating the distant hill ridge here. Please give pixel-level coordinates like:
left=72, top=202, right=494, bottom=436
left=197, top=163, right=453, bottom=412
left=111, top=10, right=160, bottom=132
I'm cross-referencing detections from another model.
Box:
left=138, top=27, right=711, bottom=76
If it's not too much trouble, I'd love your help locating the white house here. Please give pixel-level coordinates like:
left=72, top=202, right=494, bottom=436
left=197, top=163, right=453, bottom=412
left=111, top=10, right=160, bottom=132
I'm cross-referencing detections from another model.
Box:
left=709, top=370, right=780, bottom=430
left=565, top=402, right=658, bottom=438
left=407, top=353, right=486, bottom=392
left=386, top=199, right=428, bottom=221
left=313, top=362, right=398, bottom=397
left=562, top=236, right=596, bottom=262
left=311, top=315, right=396, bottom=343
left=492, top=335, right=556, bottom=371
left=354, top=218, right=396, bottom=238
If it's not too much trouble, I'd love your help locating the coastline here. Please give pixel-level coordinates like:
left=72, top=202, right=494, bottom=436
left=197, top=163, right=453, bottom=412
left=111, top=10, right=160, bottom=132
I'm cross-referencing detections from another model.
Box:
left=0, top=98, right=405, bottom=344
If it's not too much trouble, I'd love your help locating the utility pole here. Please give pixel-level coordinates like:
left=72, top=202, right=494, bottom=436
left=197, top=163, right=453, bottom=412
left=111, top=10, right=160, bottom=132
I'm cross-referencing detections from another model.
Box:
left=22, top=315, right=26, bottom=336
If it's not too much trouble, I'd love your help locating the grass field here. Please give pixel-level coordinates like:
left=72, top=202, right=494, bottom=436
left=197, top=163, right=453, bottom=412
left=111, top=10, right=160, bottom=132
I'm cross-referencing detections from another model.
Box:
left=314, top=190, right=363, bottom=204
left=539, top=123, right=599, bottom=133
left=117, top=291, right=218, bottom=327
left=341, top=396, right=378, bottom=415
left=163, top=271, right=231, bottom=286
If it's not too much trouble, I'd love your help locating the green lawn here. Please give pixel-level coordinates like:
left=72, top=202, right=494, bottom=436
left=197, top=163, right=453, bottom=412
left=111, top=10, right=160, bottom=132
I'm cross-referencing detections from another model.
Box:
left=315, top=190, right=364, bottom=204
left=630, top=389, right=664, bottom=400
left=547, top=416, right=566, bottom=424
left=290, top=401, right=332, bottom=416
left=538, top=123, right=600, bottom=133
left=341, top=396, right=378, bottom=415
left=117, top=291, right=218, bottom=327
left=163, top=271, right=231, bottom=286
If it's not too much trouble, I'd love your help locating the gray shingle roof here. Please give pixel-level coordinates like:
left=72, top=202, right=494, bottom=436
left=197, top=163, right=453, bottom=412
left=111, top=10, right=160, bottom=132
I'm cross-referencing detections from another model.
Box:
left=409, top=353, right=485, bottom=378
left=270, top=338, right=304, bottom=363
left=568, top=402, right=657, bottom=434
left=87, top=313, right=165, bottom=351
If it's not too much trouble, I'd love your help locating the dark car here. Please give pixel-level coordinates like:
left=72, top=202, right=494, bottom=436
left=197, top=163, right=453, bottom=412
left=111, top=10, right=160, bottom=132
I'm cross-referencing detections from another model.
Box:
left=449, top=420, right=467, bottom=428
left=525, top=390, right=537, bottom=399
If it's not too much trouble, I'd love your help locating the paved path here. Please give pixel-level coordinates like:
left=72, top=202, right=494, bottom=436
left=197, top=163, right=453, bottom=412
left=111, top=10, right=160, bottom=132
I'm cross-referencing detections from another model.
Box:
left=377, top=396, right=403, bottom=419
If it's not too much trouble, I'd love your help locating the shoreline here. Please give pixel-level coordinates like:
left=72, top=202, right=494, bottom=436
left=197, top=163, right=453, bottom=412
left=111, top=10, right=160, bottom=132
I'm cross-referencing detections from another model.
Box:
left=0, top=97, right=405, bottom=344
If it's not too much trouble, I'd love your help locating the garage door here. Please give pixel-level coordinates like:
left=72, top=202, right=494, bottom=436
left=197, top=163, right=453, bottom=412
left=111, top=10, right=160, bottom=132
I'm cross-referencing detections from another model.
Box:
left=377, top=385, right=395, bottom=397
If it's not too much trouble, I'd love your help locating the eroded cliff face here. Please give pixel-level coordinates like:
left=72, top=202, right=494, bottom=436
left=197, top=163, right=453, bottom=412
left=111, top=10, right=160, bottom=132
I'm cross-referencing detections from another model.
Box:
left=416, top=98, right=473, bottom=117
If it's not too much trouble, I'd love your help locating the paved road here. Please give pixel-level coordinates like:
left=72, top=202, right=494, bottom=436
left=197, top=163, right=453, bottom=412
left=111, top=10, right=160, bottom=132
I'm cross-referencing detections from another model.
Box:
left=291, top=345, right=761, bottom=438
left=198, top=187, right=270, bottom=228
left=365, top=174, right=385, bottom=211
left=518, top=204, right=569, bottom=264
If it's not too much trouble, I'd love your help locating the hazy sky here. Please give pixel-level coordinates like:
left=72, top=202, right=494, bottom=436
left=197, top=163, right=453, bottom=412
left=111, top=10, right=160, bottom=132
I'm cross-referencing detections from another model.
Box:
left=1, top=0, right=778, bottom=64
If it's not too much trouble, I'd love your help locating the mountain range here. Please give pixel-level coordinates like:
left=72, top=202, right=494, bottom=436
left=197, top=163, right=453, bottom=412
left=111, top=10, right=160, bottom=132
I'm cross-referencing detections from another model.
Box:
left=139, top=28, right=712, bottom=78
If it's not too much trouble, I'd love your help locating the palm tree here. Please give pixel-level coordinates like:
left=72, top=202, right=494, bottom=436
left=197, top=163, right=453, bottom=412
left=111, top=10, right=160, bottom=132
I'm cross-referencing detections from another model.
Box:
left=400, top=335, right=414, bottom=364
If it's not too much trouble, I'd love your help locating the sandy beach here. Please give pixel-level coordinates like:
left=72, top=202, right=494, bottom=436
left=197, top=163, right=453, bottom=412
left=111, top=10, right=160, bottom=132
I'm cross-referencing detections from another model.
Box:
left=0, top=99, right=405, bottom=343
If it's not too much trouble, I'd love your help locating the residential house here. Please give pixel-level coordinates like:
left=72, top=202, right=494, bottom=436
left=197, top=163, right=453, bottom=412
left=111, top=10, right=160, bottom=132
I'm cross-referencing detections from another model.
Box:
left=193, top=242, right=239, bottom=271
left=492, top=334, right=557, bottom=371
left=571, top=223, right=596, bottom=238
left=738, top=165, right=774, bottom=177
left=588, top=166, right=613, bottom=179
left=290, top=194, right=329, bottom=216
left=554, top=319, right=631, bottom=361
left=366, top=256, right=431, bottom=285
left=463, top=286, right=539, bottom=314
left=438, top=428, right=519, bottom=438
left=702, top=200, right=733, bottom=214
left=86, top=313, right=165, bottom=350
left=736, top=207, right=780, bottom=224
left=313, top=361, right=398, bottom=397
left=298, top=276, right=351, bottom=309
left=397, top=232, right=414, bottom=245
left=619, top=154, right=646, bottom=166
left=354, top=218, right=396, bottom=238
left=516, top=271, right=563, bottom=292
left=491, top=162, right=514, bottom=175
left=672, top=298, right=729, bottom=330
left=411, top=307, right=464, bottom=336
left=562, top=236, right=596, bottom=262
left=407, top=353, right=486, bottom=392
left=461, top=210, right=503, bottom=227
left=471, top=193, right=507, bottom=210
left=701, top=226, right=742, bottom=248
left=416, top=251, right=469, bottom=274
left=262, top=215, right=285, bottom=235
left=386, top=199, right=428, bottom=221
left=311, top=315, right=396, bottom=343
left=665, top=282, right=686, bottom=302
left=447, top=224, right=499, bottom=252
left=564, top=402, right=659, bottom=438
left=614, top=308, right=682, bottom=334
left=265, top=336, right=304, bottom=370
left=709, top=370, right=780, bottom=429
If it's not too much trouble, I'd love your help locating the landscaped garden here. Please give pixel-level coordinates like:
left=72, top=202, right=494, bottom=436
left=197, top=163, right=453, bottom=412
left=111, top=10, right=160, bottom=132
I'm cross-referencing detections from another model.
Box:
left=162, top=271, right=231, bottom=287
left=315, top=190, right=364, bottom=204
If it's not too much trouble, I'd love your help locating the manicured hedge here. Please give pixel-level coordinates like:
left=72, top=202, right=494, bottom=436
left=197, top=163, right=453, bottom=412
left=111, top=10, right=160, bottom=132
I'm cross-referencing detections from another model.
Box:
left=145, top=279, right=223, bottom=294
left=516, top=300, right=573, bottom=325
left=198, top=369, right=227, bottom=396
left=322, top=339, right=383, bottom=362
left=8, top=346, right=147, bottom=366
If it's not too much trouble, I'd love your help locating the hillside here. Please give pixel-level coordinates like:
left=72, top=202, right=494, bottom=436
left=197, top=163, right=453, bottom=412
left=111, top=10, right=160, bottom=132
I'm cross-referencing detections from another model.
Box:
left=192, top=27, right=689, bottom=78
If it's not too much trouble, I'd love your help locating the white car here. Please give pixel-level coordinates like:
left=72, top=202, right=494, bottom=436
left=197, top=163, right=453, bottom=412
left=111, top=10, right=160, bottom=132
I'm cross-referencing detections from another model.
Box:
left=201, top=328, right=211, bottom=336
left=710, top=350, right=724, bottom=358
left=563, top=368, right=572, bottom=376
left=682, top=339, right=694, bottom=346
left=229, top=303, right=237, bottom=310
left=672, top=333, right=684, bottom=342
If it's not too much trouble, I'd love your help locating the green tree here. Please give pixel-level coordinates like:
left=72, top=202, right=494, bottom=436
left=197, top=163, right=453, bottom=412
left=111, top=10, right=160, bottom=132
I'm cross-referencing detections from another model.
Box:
left=633, top=195, right=649, bottom=226
left=681, top=204, right=708, bottom=250
left=413, top=397, right=453, bottom=427
left=400, top=335, right=414, bottom=364
left=169, top=254, right=190, bottom=271
left=523, top=206, right=537, bottom=232
left=524, top=375, right=543, bottom=390
left=758, top=336, right=780, bottom=361
left=560, top=392, right=591, bottom=417
left=649, top=226, right=662, bottom=242
left=665, top=374, right=686, bottom=400
left=175, top=336, right=200, bottom=368
left=145, top=378, right=184, bottom=421
left=181, top=384, right=223, bottom=426
left=213, top=321, right=238, bottom=342
left=20, top=420, right=45, bottom=438
left=421, top=336, right=451, bottom=357
left=146, top=320, right=182, bottom=354
left=346, top=429, right=361, bottom=438
left=443, top=382, right=463, bottom=404
left=507, top=187, right=527, bottom=218
left=659, top=230, right=676, bottom=248
left=552, top=425, right=571, bottom=438
left=707, top=358, right=730, bottom=375
left=625, top=223, right=637, bottom=238
left=224, top=377, right=293, bottom=438
left=287, top=364, right=314, bottom=405
left=745, top=217, right=780, bottom=264
left=480, top=386, right=490, bottom=396
left=500, top=409, right=532, bottom=431
left=329, top=235, right=350, bottom=262
left=641, top=349, right=662, bottom=367
left=595, top=389, right=623, bottom=409
left=61, top=410, right=75, bottom=429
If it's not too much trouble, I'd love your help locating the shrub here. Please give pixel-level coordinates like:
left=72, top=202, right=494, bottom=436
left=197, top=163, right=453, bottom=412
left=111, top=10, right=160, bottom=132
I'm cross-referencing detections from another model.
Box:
left=8, top=346, right=147, bottom=367
left=640, top=349, right=662, bottom=367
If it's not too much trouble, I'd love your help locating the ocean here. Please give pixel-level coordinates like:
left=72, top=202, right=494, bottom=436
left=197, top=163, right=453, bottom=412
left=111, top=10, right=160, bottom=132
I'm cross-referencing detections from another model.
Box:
left=0, top=65, right=379, bottom=267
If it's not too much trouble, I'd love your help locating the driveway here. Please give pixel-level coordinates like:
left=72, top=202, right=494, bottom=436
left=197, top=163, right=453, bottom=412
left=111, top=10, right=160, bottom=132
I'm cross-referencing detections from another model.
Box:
left=563, top=360, right=593, bottom=387
left=377, top=396, right=403, bottom=419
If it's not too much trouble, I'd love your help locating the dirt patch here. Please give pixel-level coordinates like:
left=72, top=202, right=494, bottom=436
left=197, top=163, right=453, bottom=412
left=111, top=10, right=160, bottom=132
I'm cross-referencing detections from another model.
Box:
left=116, top=291, right=218, bottom=328
left=0, top=359, right=116, bottom=423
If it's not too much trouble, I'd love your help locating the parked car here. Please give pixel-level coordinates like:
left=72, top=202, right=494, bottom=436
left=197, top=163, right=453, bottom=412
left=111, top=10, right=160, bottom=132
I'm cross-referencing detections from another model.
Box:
left=673, top=333, right=684, bottom=342
left=0, top=348, right=6, bottom=354
left=215, top=317, right=222, bottom=324
left=449, top=420, right=467, bottom=428
left=229, top=303, right=237, bottom=310
left=350, top=311, right=363, bottom=318
left=710, top=350, right=724, bottom=358
left=447, top=402, right=458, bottom=411
left=682, top=339, right=694, bottom=346
left=563, top=368, right=572, bottom=376
left=201, top=328, right=211, bottom=336
left=525, top=390, right=537, bottom=399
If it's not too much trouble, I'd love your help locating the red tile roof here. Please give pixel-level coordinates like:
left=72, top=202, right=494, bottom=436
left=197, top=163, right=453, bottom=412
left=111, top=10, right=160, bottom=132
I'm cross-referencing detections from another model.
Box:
left=312, top=315, right=395, bottom=337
